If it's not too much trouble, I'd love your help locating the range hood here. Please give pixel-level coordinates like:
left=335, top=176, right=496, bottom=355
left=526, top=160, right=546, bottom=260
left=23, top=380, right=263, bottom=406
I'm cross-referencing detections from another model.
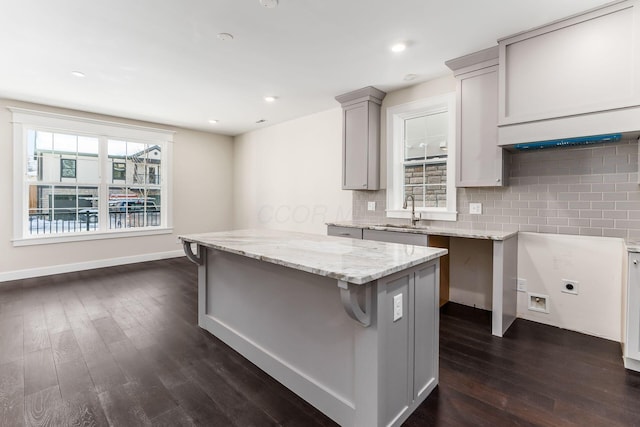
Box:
left=513, top=133, right=622, bottom=150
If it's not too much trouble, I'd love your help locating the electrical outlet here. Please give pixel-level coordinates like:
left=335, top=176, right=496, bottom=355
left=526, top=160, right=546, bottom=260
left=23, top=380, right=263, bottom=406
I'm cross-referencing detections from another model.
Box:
left=469, top=203, right=482, bottom=215
left=517, top=278, right=527, bottom=292
left=393, top=294, right=403, bottom=322
left=561, top=279, right=579, bottom=295
left=367, top=201, right=376, bottom=211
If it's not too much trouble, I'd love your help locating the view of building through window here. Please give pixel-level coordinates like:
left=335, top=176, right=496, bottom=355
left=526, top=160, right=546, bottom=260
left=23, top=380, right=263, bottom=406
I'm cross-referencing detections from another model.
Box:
left=403, top=111, right=449, bottom=208
left=26, top=130, right=163, bottom=236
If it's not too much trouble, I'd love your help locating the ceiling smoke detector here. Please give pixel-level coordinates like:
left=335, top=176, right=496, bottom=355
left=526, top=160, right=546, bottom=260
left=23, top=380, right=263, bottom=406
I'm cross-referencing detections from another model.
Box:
left=259, top=0, right=279, bottom=8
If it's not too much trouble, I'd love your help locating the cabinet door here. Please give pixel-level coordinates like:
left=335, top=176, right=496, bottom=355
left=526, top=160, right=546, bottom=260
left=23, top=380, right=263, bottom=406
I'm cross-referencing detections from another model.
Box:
left=499, top=1, right=640, bottom=125
left=363, top=229, right=429, bottom=246
left=327, top=225, right=363, bottom=239
left=456, top=65, right=503, bottom=187
left=342, top=102, right=370, bottom=190
left=627, top=254, right=640, bottom=361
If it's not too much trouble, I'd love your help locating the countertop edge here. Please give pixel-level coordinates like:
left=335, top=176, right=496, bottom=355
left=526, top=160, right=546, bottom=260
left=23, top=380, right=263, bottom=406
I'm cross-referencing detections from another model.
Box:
left=180, top=235, right=448, bottom=285
left=326, top=221, right=517, bottom=241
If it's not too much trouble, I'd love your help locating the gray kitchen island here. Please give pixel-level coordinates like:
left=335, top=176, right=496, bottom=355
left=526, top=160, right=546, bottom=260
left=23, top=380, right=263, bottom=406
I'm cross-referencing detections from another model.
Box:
left=180, top=229, right=447, bottom=427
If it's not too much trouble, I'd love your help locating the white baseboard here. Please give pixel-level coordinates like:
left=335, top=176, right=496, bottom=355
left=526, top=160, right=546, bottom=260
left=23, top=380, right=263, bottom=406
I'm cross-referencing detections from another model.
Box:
left=0, top=250, right=185, bottom=283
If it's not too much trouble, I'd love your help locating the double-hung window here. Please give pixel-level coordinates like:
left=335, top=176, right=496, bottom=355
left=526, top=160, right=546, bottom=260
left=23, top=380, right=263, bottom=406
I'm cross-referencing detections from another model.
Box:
left=11, top=108, right=173, bottom=245
left=386, top=93, right=457, bottom=221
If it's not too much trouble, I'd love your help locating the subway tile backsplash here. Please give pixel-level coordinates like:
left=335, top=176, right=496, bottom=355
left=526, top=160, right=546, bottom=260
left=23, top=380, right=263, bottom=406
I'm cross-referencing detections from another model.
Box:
left=353, top=137, right=640, bottom=240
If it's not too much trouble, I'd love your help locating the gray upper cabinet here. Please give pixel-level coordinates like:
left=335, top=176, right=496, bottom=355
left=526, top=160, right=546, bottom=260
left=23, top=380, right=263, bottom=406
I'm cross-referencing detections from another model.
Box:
left=335, top=86, right=386, bottom=190
left=446, top=46, right=505, bottom=187
left=497, top=0, right=640, bottom=145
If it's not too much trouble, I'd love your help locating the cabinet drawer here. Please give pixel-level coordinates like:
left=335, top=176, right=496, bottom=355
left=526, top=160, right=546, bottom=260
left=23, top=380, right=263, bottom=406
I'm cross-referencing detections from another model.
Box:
left=363, top=229, right=428, bottom=246
left=327, top=226, right=363, bottom=239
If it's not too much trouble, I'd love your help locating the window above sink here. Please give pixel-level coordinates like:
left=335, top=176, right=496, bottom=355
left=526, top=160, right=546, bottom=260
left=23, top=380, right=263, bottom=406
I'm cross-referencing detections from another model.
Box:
left=386, top=93, right=457, bottom=222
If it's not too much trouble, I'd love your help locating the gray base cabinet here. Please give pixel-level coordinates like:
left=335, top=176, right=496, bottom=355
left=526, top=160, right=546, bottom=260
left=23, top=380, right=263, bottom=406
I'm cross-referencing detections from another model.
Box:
left=327, top=225, right=363, bottom=239
left=363, top=229, right=429, bottom=246
left=625, top=253, right=640, bottom=371
left=193, top=246, right=440, bottom=427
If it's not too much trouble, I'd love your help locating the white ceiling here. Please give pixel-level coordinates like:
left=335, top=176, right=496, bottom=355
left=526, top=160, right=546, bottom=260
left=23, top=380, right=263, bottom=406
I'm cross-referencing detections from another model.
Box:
left=0, top=0, right=612, bottom=136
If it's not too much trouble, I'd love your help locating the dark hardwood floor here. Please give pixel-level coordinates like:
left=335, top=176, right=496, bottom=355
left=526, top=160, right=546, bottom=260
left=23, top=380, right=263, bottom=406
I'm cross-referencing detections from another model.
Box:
left=1, top=257, right=639, bottom=426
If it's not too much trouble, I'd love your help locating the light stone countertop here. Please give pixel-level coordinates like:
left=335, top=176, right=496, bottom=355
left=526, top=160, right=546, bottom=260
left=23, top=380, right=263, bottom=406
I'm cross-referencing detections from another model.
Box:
left=327, top=220, right=518, bottom=241
left=180, top=229, right=448, bottom=285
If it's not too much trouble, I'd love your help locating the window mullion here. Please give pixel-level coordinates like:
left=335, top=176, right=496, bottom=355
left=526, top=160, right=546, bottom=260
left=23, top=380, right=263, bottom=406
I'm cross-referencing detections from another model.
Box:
left=98, top=136, right=108, bottom=232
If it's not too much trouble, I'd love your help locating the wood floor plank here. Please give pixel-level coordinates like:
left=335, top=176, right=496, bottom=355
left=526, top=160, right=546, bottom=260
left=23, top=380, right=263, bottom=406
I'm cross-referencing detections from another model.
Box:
left=199, top=343, right=335, bottom=426
left=108, top=339, right=178, bottom=419
left=0, top=314, right=23, bottom=365
left=24, top=385, right=65, bottom=427
left=50, top=330, right=83, bottom=366
left=56, top=357, right=95, bottom=401
left=23, top=306, right=51, bottom=354
left=181, top=358, right=280, bottom=427
left=0, top=360, right=25, bottom=427
left=164, top=381, right=234, bottom=427
left=62, top=390, right=110, bottom=427
left=23, top=349, right=57, bottom=396
left=84, top=352, right=127, bottom=395
left=92, top=317, right=127, bottom=345
left=98, top=384, right=152, bottom=427
left=150, top=406, right=196, bottom=427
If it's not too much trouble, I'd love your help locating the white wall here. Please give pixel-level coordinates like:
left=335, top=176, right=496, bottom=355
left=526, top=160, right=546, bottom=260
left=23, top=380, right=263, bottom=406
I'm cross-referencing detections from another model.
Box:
left=0, top=99, right=234, bottom=280
left=448, top=237, right=493, bottom=310
left=380, top=76, right=457, bottom=187
left=233, top=108, right=352, bottom=234
left=445, top=233, right=625, bottom=341
left=516, top=232, right=625, bottom=341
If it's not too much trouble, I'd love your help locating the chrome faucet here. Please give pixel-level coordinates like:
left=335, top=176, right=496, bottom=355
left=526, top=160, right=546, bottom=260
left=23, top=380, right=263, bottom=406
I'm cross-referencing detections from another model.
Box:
left=403, top=194, right=419, bottom=226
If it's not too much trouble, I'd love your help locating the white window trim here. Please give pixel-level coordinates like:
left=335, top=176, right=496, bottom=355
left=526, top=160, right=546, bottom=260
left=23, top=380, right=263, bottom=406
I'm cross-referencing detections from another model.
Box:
left=386, top=93, right=457, bottom=222
left=10, top=107, right=174, bottom=245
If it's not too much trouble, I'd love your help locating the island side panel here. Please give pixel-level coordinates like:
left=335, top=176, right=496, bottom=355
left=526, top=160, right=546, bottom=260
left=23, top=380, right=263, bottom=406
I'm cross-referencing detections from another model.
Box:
left=413, top=262, right=439, bottom=400
left=380, top=273, right=412, bottom=425
left=366, top=259, right=440, bottom=427
left=492, top=234, right=518, bottom=336
left=200, top=248, right=358, bottom=426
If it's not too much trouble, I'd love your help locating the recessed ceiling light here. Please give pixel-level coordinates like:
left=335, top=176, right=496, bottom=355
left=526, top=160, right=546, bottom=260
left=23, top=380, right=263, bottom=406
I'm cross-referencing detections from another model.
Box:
left=208, top=119, right=219, bottom=125
left=217, top=33, right=234, bottom=41
left=264, top=96, right=277, bottom=103
left=259, top=0, right=279, bottom=8
left=391, top=43, right=407, bottom=53
left=403, top=73, right=418, bottom=81
left=71, top=71, right=86, bottom=78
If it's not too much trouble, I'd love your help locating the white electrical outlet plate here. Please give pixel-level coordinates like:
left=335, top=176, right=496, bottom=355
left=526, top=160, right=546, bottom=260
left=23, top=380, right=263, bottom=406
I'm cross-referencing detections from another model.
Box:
left=367, top=201, right=376, bottom=211
left=528, top=292, right=550, bottom=313
left=561, top=279, right=579, bottom=295
left=469, top=203, right=482, bottom=215
left=393, top=294, right=403, bottom=322
left=517, top=278, right=527, bottom=292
